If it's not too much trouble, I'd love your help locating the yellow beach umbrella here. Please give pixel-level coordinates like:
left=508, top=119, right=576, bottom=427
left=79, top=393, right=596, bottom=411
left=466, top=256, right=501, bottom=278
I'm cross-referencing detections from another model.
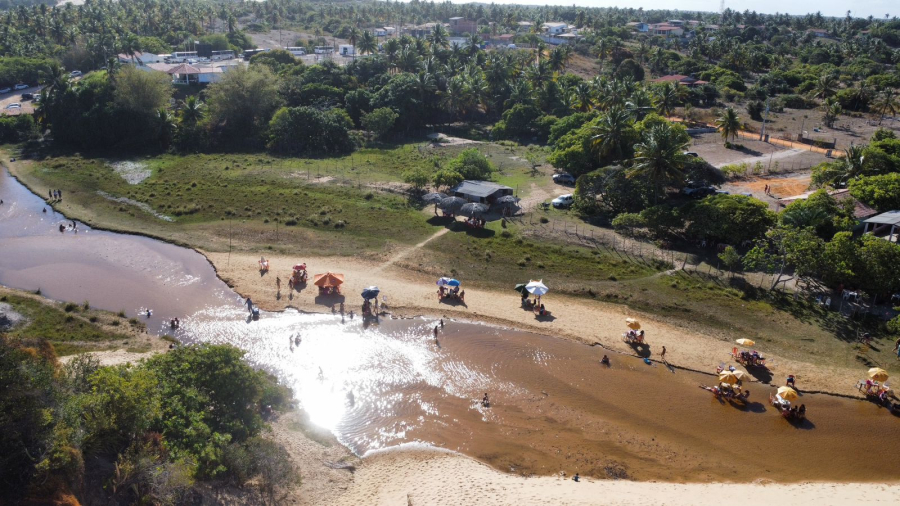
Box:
left=625, top=318, right=641, bottom=330
left=868, top=368, right=889, bottom=382
left=730, top=370, right=747, bottom=381
left=719, top=371, right=739, bottom=385
left=736, top=338, right=755, bottom=347
left=776, top=386, right=798, bottom=402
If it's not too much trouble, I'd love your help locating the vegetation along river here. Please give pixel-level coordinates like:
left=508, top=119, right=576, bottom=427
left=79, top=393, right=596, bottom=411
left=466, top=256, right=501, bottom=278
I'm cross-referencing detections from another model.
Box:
left=2, top=166, right=898, bottom=482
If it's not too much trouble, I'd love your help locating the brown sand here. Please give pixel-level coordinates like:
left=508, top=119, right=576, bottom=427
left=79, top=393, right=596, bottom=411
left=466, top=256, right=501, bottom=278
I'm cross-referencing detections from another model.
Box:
left=208, top=252, right=870, bottom=398
left=329, top=449, right=900, bottom=506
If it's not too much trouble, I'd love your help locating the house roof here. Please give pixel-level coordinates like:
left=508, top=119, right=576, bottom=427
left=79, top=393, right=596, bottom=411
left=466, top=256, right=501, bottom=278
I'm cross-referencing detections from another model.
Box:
left=167, top=63, right=201, bottom=75
left=778, top=189, right=877, bottom=220
left=863, top=210, right=900, bottom=226
left=543, top=22, right=567, bottom=28
left=451, top=180, right=513, bottom=198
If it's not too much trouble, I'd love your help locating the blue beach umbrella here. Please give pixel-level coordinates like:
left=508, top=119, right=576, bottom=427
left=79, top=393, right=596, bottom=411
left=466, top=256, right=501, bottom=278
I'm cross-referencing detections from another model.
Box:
left=361, top=286, right=380, bottom=300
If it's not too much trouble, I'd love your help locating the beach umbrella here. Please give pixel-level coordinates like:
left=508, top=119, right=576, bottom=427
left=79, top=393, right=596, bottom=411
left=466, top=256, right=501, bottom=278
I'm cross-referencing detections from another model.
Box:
left=446, top=279, right=461, bottom=287
left=423, top=192, right=447, bottom=204
left=776, top=386, right=798, bottom=402
left=293, top=264, right=306, bottom=271
left=439, top=196, right=467, bottom=213
left=496, top=195, right=519, bottom=205
left=718, top=371, right=740, bottom=385
left=514, top=283, right=528, bottom=294
left=730, top=370, right=747, bottom=381
left=525, top=280, right=549, bottom=296
left=313, top=272, right=344, bottom=288
left=868, top=367, right=889, bottom=382
left=459, top=202, right=489, bottom=217
left=437, top=277, right=453, bottom=287
left=736, top=338, right=755, bottom=347
left=361, top=286, right=380, bottom=300
left=625, top=318, right=641, bottom=330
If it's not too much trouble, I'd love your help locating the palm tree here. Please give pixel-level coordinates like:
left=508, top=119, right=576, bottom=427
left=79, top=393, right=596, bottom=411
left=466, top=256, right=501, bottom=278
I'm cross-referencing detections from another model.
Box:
left=357, top=30, right=377, bottom=56
left=348, top=27, right=361, bottom=59
left=822, top=97, right=842, bottom=128
left=653, top=82, right=680, bottom=118
left=180, top=95, right=204, bottom=126
left=809, top=73, right=838, bottom=101
left=591, top=106, right=634, bottom=163
left=572, top=81, right=594, bottom=112
left=716, top=107, right=741, bottom=145
left=630, top=124, right=689, bottom=204
left=872, top=88, right=899, bottom=125
left=429, top=23, right=449, bottom=49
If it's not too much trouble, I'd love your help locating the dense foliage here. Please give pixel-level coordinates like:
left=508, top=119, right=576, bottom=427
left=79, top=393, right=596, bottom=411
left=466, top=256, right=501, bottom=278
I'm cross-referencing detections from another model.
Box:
left=0, top=340, right=293, bottom=505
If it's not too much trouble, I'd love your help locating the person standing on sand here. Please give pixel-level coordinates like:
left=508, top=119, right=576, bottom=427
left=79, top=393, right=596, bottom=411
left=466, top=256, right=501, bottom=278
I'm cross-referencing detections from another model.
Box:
left=245, top=297, right=253, bottom=314
left=49, top=189, right=52, bottom=199
left=434, top=326, right=439, bottom=343
left=661, top=346, right=667, bottom=360
left=276, top=276, right=281, bottom=291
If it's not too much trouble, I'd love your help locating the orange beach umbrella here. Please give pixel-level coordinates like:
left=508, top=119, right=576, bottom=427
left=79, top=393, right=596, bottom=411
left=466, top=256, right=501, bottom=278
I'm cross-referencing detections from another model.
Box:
left=313, top=272, right=344, bottom=288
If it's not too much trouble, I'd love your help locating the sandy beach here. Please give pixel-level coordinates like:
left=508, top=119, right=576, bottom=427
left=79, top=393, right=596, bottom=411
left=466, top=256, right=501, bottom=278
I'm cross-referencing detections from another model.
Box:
left=328, top=449, right=900, bottom=506
left=208, top=251, right=867, bottom=398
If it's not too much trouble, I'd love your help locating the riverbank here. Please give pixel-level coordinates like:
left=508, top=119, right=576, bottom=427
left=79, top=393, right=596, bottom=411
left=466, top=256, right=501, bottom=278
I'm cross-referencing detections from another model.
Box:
left=210, top=251, right=871, bottom=399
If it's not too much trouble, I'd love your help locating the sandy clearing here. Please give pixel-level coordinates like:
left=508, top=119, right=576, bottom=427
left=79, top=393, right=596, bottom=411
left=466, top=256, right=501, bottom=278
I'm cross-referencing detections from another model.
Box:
left=208, top=251, right=867, bottom=398
left=328, top=449, right=900, bottom=506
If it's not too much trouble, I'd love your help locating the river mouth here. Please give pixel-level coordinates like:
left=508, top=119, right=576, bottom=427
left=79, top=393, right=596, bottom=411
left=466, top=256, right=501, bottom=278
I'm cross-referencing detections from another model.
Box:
left=2, top=166, right=899, bottom=482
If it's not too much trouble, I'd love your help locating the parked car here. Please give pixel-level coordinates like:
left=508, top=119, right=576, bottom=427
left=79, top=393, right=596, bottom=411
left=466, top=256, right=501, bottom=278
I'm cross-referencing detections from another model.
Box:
left=5, top=103, right=21, bottom=109
left=551, top=194, right=574, bottom=209
left=682, top=182, right=717, bottom=198
left=683, top=151, right=699, bottom=157
left=0, top=87, right=10, bottom=94
left=14, top=83, right=28, bottom=90
left=21, top=93, right=33, bottom=100
left=69, top=70, right=82, bottom=77
left=32, top=94, right=41, bottom=102
left=552, top=173, right=576, bottom=185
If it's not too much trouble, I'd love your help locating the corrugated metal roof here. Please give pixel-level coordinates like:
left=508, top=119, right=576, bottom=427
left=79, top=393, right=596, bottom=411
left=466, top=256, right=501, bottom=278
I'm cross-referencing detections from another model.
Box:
left=451, top=180, right=512, bottom=198
left=864, top=210, right=900, bottom=226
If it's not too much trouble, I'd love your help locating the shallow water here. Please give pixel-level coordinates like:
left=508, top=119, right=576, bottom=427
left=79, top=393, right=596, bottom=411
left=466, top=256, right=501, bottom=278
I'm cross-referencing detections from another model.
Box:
left=2, top=166, right=899, bottom=482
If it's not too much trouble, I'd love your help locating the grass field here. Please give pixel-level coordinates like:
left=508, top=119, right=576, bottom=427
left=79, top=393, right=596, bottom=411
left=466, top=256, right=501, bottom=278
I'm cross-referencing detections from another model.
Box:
left=1, top=289, right=144, bottom=356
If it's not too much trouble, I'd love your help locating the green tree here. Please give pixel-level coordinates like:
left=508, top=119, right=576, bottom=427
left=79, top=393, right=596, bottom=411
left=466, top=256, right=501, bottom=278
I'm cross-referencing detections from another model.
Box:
left=849, top=173, right=900, bottom=212
left=205, top=66, right=282, bottom=148
left=716, top=107, right=741, bottom=145
left=629, top=123, right=689, bottom=203
left=687, top=194, right=776, bottom=245
left=743, top=226, right=823, bottom=290
left=611, top=212, right=646, bottom=236
left=111, top=65, right=172, bottom=116
left=590, top=106, right=635, bottom=164
left=718, top=246, right=742, bottom=277
left=433, top=169, right=464, bottom=190
left=403, top=167, right=431, bottom=191
left=267, top=106, right=354, bottom=156
left=361, top=107, right=399, bottom=141
left=446, top=148, right=495, bottom=181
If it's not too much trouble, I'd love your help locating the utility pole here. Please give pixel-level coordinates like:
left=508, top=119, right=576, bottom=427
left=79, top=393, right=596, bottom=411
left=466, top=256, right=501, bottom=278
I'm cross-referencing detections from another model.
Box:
left=759, top=97, right=770, bottom=141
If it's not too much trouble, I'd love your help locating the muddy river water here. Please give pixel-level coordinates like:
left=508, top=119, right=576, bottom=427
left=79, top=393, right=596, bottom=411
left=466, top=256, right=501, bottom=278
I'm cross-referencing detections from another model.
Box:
left=2, top=167, right=899, bottom=482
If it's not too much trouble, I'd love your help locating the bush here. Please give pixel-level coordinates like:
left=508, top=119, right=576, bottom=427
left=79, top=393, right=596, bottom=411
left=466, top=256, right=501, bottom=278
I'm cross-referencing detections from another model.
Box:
left=611, top=212, right=646, bottom=236
left=267, top=106, right=353, bottom=156
left=446, top=148, right=495, bottom=181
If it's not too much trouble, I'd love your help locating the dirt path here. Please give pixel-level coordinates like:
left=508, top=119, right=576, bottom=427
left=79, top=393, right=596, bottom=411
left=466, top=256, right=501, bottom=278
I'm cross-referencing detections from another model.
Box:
left=377, top=227, right=451, bottom=271
left=518, top=182, right=568, bottom=211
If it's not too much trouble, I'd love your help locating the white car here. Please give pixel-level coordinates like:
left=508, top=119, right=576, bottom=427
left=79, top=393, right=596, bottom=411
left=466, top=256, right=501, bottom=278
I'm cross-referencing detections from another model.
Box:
left=5, top=103, right=21, bottom=109
left=551, top=194, right=574, bottom=209
left=0, top=87, right=10, bottom=94
left=69, top=70, right=82, bottom=77
left=14, top=83, right=28, bottom=90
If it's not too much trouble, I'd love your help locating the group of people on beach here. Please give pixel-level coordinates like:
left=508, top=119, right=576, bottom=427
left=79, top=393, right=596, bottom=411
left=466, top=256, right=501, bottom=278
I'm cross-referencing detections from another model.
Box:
left=49, top=189, right=63, bottom=201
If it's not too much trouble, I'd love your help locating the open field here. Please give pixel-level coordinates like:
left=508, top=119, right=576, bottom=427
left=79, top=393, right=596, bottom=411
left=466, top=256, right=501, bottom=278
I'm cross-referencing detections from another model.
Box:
left=688, top=131, right=828, bottom=170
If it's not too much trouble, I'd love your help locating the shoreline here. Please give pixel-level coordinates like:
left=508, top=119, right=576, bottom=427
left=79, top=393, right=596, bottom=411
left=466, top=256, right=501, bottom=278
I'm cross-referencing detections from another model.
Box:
left=2, top=155, right=885, bottom=399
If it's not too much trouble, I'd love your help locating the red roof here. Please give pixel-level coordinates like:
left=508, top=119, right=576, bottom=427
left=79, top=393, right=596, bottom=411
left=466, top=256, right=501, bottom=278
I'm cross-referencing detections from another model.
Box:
left=167, top=63, right=201, bottom=75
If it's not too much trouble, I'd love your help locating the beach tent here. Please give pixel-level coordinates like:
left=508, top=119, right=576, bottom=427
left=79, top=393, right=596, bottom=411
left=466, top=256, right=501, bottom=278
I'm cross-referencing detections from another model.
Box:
left=313, top=272, right=344, bottom=288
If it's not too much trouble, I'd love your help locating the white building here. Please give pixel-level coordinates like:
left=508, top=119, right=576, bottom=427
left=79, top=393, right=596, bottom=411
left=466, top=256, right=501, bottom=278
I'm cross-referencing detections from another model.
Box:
left=339, top=45, right=356, bottom=56
left=542, top=22, right=568, bottom=35
left=117, top=51, right=163, bottom=65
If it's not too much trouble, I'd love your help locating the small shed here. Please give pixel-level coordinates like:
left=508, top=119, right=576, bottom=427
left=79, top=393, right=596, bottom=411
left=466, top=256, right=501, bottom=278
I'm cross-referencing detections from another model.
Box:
left=450, top=180, right=513, bottom=204
left=863, top=210, right=900, bottom=242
